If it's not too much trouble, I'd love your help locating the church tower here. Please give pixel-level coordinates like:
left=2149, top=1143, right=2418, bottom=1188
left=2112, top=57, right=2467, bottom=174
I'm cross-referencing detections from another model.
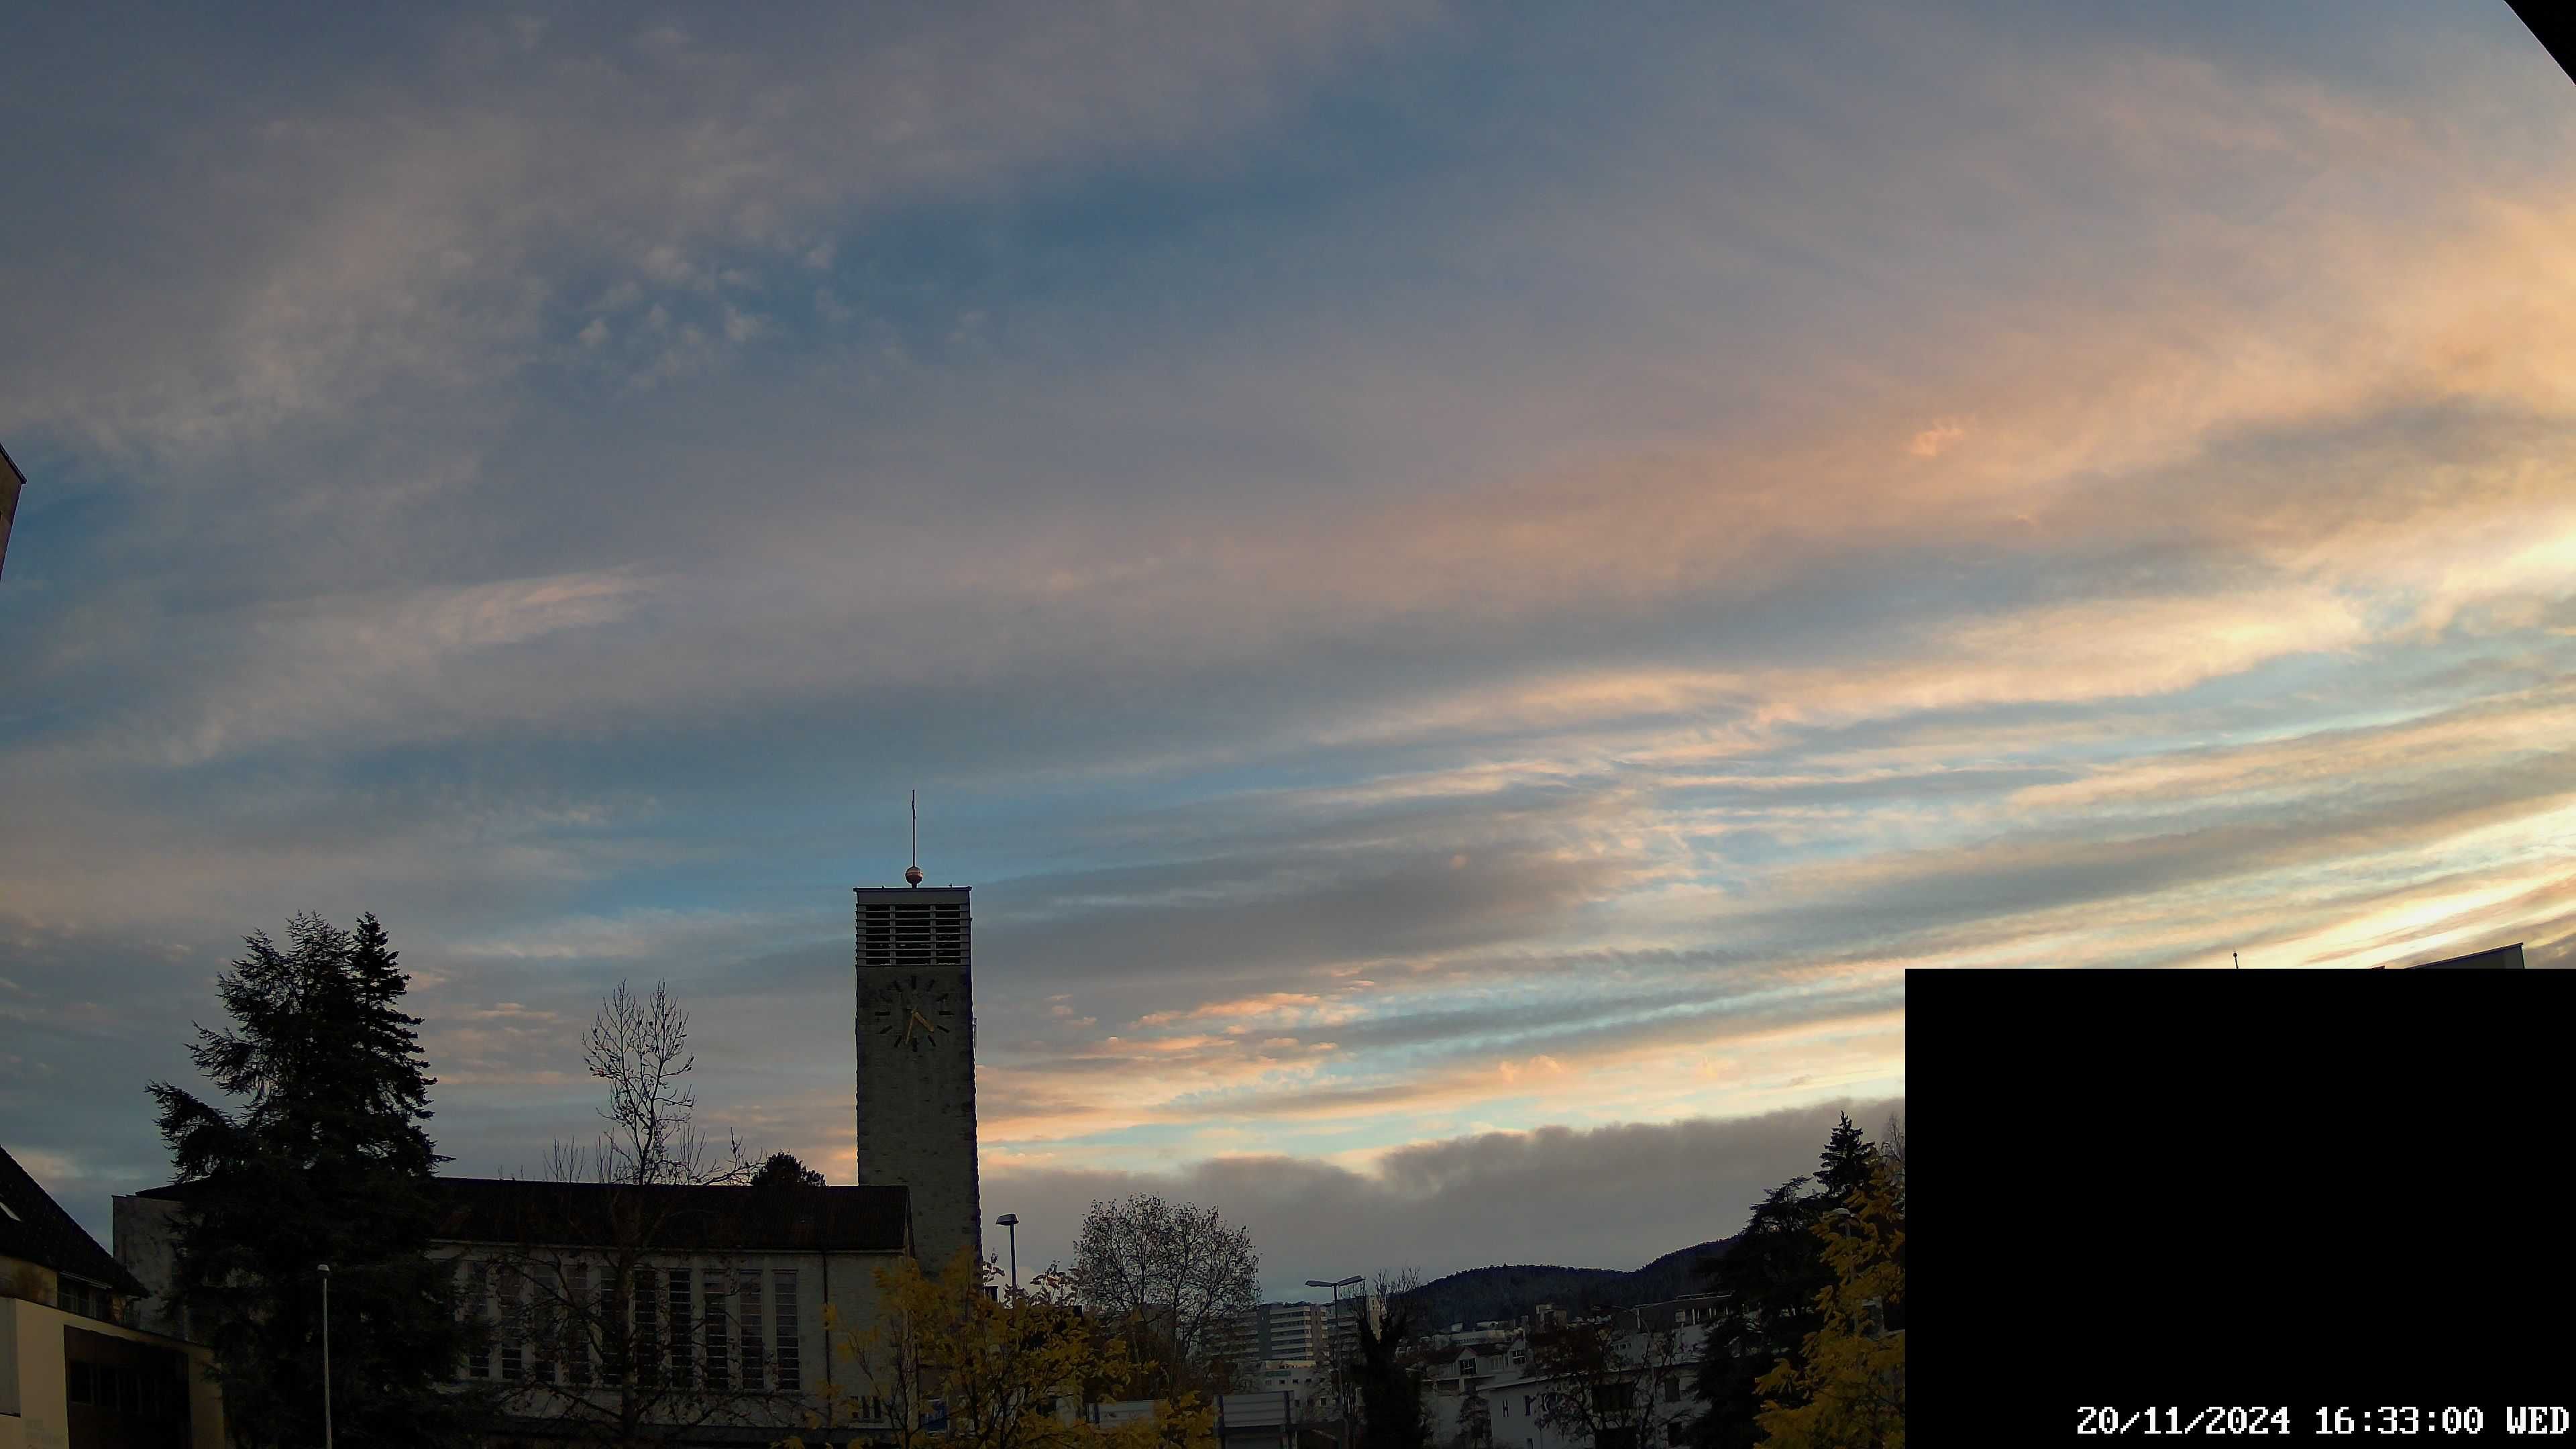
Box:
left=854, top=873, right=983, bottom=1273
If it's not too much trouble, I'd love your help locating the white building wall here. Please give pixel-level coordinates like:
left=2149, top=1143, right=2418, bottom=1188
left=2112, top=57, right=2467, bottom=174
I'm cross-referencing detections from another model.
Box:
left=1423, top=1313, right=1713, bottom=1449
left=439, top=1241, right=906, bottom=1434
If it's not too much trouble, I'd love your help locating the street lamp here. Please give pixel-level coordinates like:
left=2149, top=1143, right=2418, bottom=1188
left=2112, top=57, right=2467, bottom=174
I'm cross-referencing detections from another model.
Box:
left=1306, top=1276, right=1364, bottom=1449
left=318, top=1263, right=334, bottom=1449
left=995, top=1213, right=1020, bottom=1291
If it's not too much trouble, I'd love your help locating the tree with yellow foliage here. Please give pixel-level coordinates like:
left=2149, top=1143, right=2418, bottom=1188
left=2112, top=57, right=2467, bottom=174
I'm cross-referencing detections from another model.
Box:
left=1752, top=1159, right=1904, bottom=1449
left=786, top=1246, right=1216, bottom=1449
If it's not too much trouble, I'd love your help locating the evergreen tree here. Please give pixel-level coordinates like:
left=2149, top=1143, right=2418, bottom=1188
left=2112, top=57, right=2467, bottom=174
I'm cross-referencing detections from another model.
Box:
left=1688, top=1182, right=1828, bottom=1449
left=1816, top=1114, right=1876, bottom=1202
left=1752, top=1159, right=1905, bottom=1448
left=150, top=912, right=481, bottom=1448
left=1686, top=1115, right=1880, bottom=1449
left=751, top=1150, right=826, bottom=1189
left=1457, top=1389, right=1492, bottom=1449
left=1352, top=1296, right=1428, bottom=1449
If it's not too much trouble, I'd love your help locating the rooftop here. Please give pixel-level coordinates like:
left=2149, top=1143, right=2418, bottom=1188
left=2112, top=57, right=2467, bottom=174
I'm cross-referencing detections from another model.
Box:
left=1, top=1144, right=148, bottom=1297
left=136, top=1175, right=912, bottom=1254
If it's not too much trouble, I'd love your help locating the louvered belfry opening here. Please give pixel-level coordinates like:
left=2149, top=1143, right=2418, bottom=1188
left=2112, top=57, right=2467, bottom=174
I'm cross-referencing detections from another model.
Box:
left=857, top=895, right=969, bottom=968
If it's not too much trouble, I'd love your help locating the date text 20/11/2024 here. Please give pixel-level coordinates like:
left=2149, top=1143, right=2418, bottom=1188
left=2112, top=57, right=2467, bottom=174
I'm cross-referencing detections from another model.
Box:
left=2078, top=1405, right=2572, bottom=1435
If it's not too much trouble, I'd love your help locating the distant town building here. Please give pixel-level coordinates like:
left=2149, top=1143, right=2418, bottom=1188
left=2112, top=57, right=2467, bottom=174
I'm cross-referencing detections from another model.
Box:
left=1416, top=1295, right=1726, bottom=1449
left=2, top=1143, right=225, bottom=1447
left=1221, top=1300, right=1334, bottom=1365
left=1217, top=1293, right=1383, bottom=1403
left=1085, top=1391, right=1332, bottom=1449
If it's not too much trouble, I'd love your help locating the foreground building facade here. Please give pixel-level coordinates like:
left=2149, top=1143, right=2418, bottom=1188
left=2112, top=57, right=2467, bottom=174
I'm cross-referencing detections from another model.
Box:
left=1, top=1146, right=223, bottom=1449
left=117, top=1176, right=911, bottom=1447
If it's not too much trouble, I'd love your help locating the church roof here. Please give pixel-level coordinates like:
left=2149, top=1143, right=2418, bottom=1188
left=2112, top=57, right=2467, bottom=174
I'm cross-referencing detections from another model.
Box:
left=0, top=1143, right=150, bottom=1297
left=135, top=1175, right=912, bottom=1254
left=433, top=1177, right=912, bottom=1252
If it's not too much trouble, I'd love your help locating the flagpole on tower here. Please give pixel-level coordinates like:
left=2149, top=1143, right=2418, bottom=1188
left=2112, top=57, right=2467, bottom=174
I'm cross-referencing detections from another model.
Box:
left=906, top=788, right=924, bottom=887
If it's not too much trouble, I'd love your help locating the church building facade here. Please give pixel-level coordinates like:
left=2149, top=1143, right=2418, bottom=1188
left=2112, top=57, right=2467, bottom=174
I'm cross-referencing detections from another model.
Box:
left=109, top=867, right=989, bottom=1446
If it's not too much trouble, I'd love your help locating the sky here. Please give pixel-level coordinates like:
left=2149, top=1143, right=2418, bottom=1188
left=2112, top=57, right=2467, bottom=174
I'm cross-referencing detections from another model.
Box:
left=3, top=3, right=2571, bottom=1298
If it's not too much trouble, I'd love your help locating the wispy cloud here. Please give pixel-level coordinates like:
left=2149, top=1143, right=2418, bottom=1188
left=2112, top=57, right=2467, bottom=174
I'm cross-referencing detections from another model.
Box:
left=6, top=1, right=2573, bottom=1254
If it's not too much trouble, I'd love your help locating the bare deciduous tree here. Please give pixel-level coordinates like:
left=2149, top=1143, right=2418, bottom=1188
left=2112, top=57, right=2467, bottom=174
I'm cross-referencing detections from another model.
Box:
left=1067, top=1194, right=1258, bottom=1397
left=473, top=980, right=777, bottom=1447
left=576, top=978, right=749, bottom=1189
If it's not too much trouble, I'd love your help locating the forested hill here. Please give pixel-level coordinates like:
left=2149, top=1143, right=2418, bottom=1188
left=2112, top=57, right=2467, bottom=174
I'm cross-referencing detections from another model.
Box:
left=1399, top=1236, right=1733, bottom=1332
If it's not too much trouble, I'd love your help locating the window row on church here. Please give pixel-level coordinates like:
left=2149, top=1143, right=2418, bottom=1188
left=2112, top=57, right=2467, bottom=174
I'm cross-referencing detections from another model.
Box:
left=455, top=1261, right=804, bottom=1395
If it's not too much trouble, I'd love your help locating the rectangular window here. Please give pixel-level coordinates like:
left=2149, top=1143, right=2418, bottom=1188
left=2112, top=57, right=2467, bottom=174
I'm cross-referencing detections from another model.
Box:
left=667, top=1267, right=694, bottom=1387
left=738, top=1270, right=765, bottom=1389
left=704, top=1273, right=731, bottom=1389
left=570, top=1265, right=594, bottom=1386
left=771, top=1269, right=801, bottom=1393
left=467, top=1263, right=492, bottom=1379
left=531, top=1282, right=558, bottom=1386
left=602, top=1267, right=629, bottom=1387
left=633, top=1268, right=660, bottom=1387
left=498, top=1268, right=525, bottom=1382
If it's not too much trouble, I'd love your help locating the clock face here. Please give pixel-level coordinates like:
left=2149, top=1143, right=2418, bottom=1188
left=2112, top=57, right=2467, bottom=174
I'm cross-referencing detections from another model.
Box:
left=869, top=973, right=957, bottom=1053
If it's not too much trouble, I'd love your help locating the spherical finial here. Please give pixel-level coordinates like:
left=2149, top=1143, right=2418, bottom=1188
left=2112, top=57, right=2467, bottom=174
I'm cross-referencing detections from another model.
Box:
left=905, top=863, right=924, bottom=886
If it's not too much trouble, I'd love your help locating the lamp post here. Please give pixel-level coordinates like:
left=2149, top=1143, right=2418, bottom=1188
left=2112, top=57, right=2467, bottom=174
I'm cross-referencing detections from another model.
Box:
left=318, top=1263, right=334, bottom=1449
left=995, top=1213, right=1020, bottom=1291
left=1306, top=1275, right=1363, bottom=1449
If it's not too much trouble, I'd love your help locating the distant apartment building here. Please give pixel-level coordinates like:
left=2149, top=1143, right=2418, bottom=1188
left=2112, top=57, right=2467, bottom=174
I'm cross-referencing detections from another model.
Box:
left=1, top=1144, right=225, bottom=1448
left=1218, top=1295, right=1384, bottom=1392
left=1220, top=1300, right=1332, bottom=1364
